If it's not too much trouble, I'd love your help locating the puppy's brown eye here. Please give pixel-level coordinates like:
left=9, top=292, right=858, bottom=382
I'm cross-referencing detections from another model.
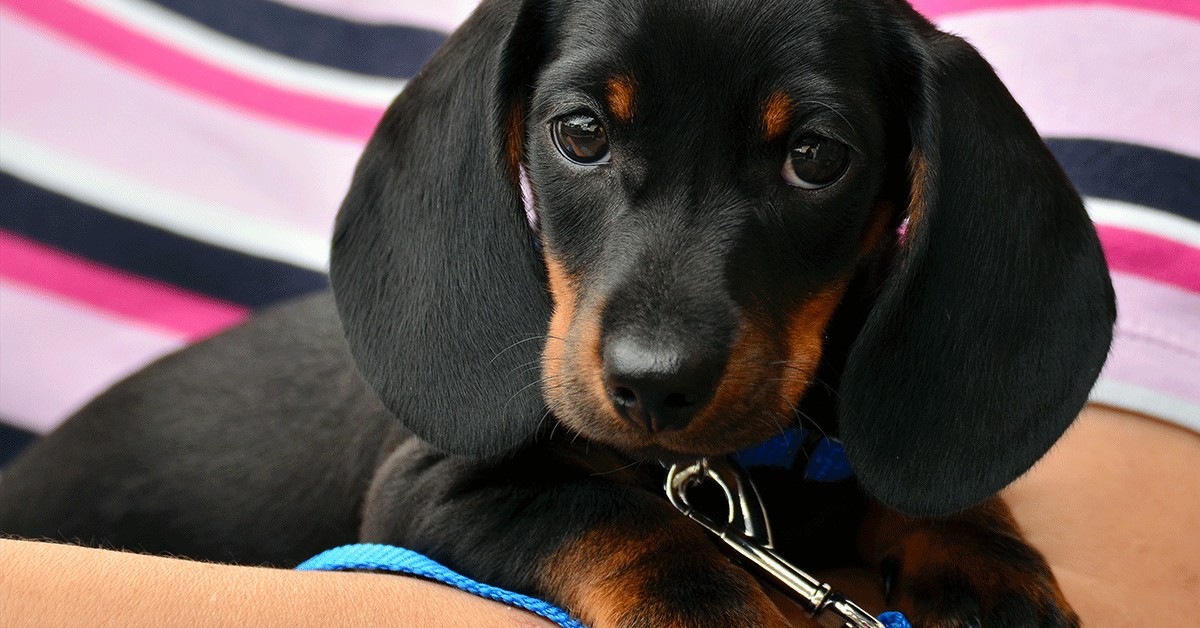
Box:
left=783, top=136, right=849, bottom=189
left=552, top=114, right=610, bottom=165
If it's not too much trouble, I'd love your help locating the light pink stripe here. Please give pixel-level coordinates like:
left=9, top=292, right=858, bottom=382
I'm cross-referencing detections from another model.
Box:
left=0, top=16, right=361, bottom=237
left=0, top=232, right=249, bottom=340
left=937, top=8, right=1200, bottom=157
left=0, top=0, right=383, bottom=141
left=1098, top=226, right=1200, bottom=294
left=914, top=0, right=1200, bottom=21
left=1099, top=272, right=1200, bottom=408
left=0, top=281, right=187, bottom=433
left=273, top=0, right=479, bottom=31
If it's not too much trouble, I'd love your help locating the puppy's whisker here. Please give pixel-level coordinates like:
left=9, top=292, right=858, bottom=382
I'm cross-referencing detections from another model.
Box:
left=489, top=334, right=561, bottom=365
left=589, top=458, right=641, bottom=477
left=783, top=398, right=829, bottom=440
left=501, top=375, right=556, bottom=413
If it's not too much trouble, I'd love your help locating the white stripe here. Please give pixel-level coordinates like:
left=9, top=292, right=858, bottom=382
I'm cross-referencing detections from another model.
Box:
left=0, top=132, right=330, bottom=271
left=1085, top=197, right=1200, bottom=249
left=1090, top=379, right=1200, bottom=435
left=75, top=0, right=407, bottom=107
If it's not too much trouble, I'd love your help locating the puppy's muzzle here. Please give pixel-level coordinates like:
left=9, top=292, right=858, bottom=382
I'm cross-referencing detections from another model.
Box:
left=601, top=331, right=726, bottom=433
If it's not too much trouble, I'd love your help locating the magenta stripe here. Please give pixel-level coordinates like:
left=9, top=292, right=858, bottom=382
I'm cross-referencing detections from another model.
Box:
left=1098, top=226, right=1200, bottom=294
left=913, top=0, right=1200, bottom=21
left=0, top=0, right=382, bottom=141
left=0, top=231, right=249, bottom=340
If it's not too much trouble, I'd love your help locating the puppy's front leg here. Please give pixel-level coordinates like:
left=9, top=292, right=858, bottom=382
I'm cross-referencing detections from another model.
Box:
left=362, top=439, right=793, bottom=628
left=863, top=497, right=1079, bottom=628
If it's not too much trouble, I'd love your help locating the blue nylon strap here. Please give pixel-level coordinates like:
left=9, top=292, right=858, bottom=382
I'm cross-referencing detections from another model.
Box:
left=298, top=543, right=910, bottom=627
left=879, top=611, right=913, bottom=627
left=296, top=543, right=585, bottom=628
left=732, top=427, right=806, bottom=468
left=803, top=436, right=854, bottom=482
left=733, top=427, right=855, bottom=482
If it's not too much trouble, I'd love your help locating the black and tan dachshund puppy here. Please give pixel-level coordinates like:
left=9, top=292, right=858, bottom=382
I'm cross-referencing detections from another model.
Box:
left=0, top=0, right=1115, bottom=625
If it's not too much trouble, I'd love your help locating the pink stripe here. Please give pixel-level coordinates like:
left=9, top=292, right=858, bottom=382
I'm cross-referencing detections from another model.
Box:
left=0, top=232, right=249, bottom=340
left=1099, top=272, right=1200, bottom=407
left=913, top=0, right=1200, bottom=21
left=0, top=16, right=361, bottom=238
left=1, top=0, right=383, bottom=141
left=1098, top=226, right=1200, bottom=294
left=937, top=8, right=1200, bottom=157
left=0, top=281, right=187, bottom=433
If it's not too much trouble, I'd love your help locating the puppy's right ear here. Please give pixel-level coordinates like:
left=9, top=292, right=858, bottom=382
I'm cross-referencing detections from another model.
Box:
left=331, top=0, right=556, bottom=457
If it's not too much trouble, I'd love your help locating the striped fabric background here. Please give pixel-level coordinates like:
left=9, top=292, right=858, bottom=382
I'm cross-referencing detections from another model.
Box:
left=1, top=0, right=1197, bottom=467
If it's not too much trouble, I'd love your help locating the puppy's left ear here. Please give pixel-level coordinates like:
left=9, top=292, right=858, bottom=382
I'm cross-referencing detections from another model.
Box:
left=331, top=0, right=556, bottom=458
left=839, top=18, right=1116, bottom=515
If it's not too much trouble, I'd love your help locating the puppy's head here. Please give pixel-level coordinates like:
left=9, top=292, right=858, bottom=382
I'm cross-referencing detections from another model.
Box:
left=332, top=0, right=1115, bottom=515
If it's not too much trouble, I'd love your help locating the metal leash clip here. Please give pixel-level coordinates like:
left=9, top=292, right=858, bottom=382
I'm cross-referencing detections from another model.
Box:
left=665, top=458, right=884, bottom=628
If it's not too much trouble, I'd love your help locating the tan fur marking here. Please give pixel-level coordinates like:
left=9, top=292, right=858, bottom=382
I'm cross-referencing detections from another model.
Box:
left=905, top=150, right=931, bottom=243
left=606, top=76, right=636, bottom=124
left=542, top=252, right=578, bottom=395
left=762, top=92, right=792, bottom=141
left=539, top=520, right=788, bottom=627
left=776, top=280, right=850, bottom=407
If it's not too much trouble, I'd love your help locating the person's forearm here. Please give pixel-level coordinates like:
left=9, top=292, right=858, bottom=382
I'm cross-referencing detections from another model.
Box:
left=0, top=538, right=554, bottom=627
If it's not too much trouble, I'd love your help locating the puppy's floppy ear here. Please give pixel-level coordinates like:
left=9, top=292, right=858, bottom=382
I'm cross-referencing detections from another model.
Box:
left=331, top=0, right=555, bottom=457
left=839, top=17, right=1115, bottom=515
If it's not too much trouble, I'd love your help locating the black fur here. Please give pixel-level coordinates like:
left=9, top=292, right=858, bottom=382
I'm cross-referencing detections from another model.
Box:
left=1, top=0, right=1113, bottom=625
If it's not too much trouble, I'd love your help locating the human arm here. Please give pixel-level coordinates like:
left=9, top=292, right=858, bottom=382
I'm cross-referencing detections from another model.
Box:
left=0, top=537, right=556, bottom=627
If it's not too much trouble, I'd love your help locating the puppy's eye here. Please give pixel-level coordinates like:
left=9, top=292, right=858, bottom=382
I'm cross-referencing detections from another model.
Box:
left=782, top=136, right=849, bottom=189
left=552, top=114, right=610, bottom=165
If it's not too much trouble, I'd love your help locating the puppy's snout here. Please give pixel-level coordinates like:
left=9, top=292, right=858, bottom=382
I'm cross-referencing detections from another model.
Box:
left=602, top=333, right=724, bottom=433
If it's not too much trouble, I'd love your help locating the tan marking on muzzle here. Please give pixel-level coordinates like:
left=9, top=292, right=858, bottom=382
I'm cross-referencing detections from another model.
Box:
left=777, top=280, right=850, bottom=410
left=542, top=252, right=578, bottom=394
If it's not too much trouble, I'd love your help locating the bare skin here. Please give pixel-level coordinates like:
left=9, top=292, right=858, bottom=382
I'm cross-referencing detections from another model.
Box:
left=0, top=538, right=555, bottom=627
left=3, top=404, right=1196, bottom=626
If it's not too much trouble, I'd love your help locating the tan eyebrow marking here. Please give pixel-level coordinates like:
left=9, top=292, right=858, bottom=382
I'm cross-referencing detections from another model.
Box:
left=606, top=76, right=636, bottom=124
left=762, top=91, right=792, bottom=141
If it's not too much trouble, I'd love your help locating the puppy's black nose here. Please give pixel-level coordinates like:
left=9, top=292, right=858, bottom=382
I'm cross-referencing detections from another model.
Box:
left=602, top=333, right=724, bottom=433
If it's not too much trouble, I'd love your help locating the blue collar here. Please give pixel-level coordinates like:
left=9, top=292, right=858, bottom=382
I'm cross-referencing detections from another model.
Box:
left=732, top=428, right=854, bottom=482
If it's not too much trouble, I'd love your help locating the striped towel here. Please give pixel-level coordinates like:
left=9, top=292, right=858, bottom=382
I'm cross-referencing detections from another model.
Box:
left=1, top=0, right=1197, bottom=466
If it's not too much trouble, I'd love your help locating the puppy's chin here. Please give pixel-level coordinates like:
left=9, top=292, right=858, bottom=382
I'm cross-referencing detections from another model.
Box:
left=549, top=403, right=789, bottom=462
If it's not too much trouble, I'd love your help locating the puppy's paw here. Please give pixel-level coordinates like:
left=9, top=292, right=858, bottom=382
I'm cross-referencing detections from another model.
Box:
left=879, top=532, right=1079, bottom=628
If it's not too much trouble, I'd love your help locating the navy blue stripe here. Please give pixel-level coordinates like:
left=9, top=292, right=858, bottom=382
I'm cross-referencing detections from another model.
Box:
left=0, top=172, right=328, bottom=309
left=0, top=423, right=36, bottom=469
left=1047, top=138, right=1200, bottom=222
left=144, top=0, right=446, bottom=79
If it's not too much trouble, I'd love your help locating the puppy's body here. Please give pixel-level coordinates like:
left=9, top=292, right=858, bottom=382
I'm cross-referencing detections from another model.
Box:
left=1, top=0, right=1114, bottom=626
left=0, top=294, right=403, bottom=566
